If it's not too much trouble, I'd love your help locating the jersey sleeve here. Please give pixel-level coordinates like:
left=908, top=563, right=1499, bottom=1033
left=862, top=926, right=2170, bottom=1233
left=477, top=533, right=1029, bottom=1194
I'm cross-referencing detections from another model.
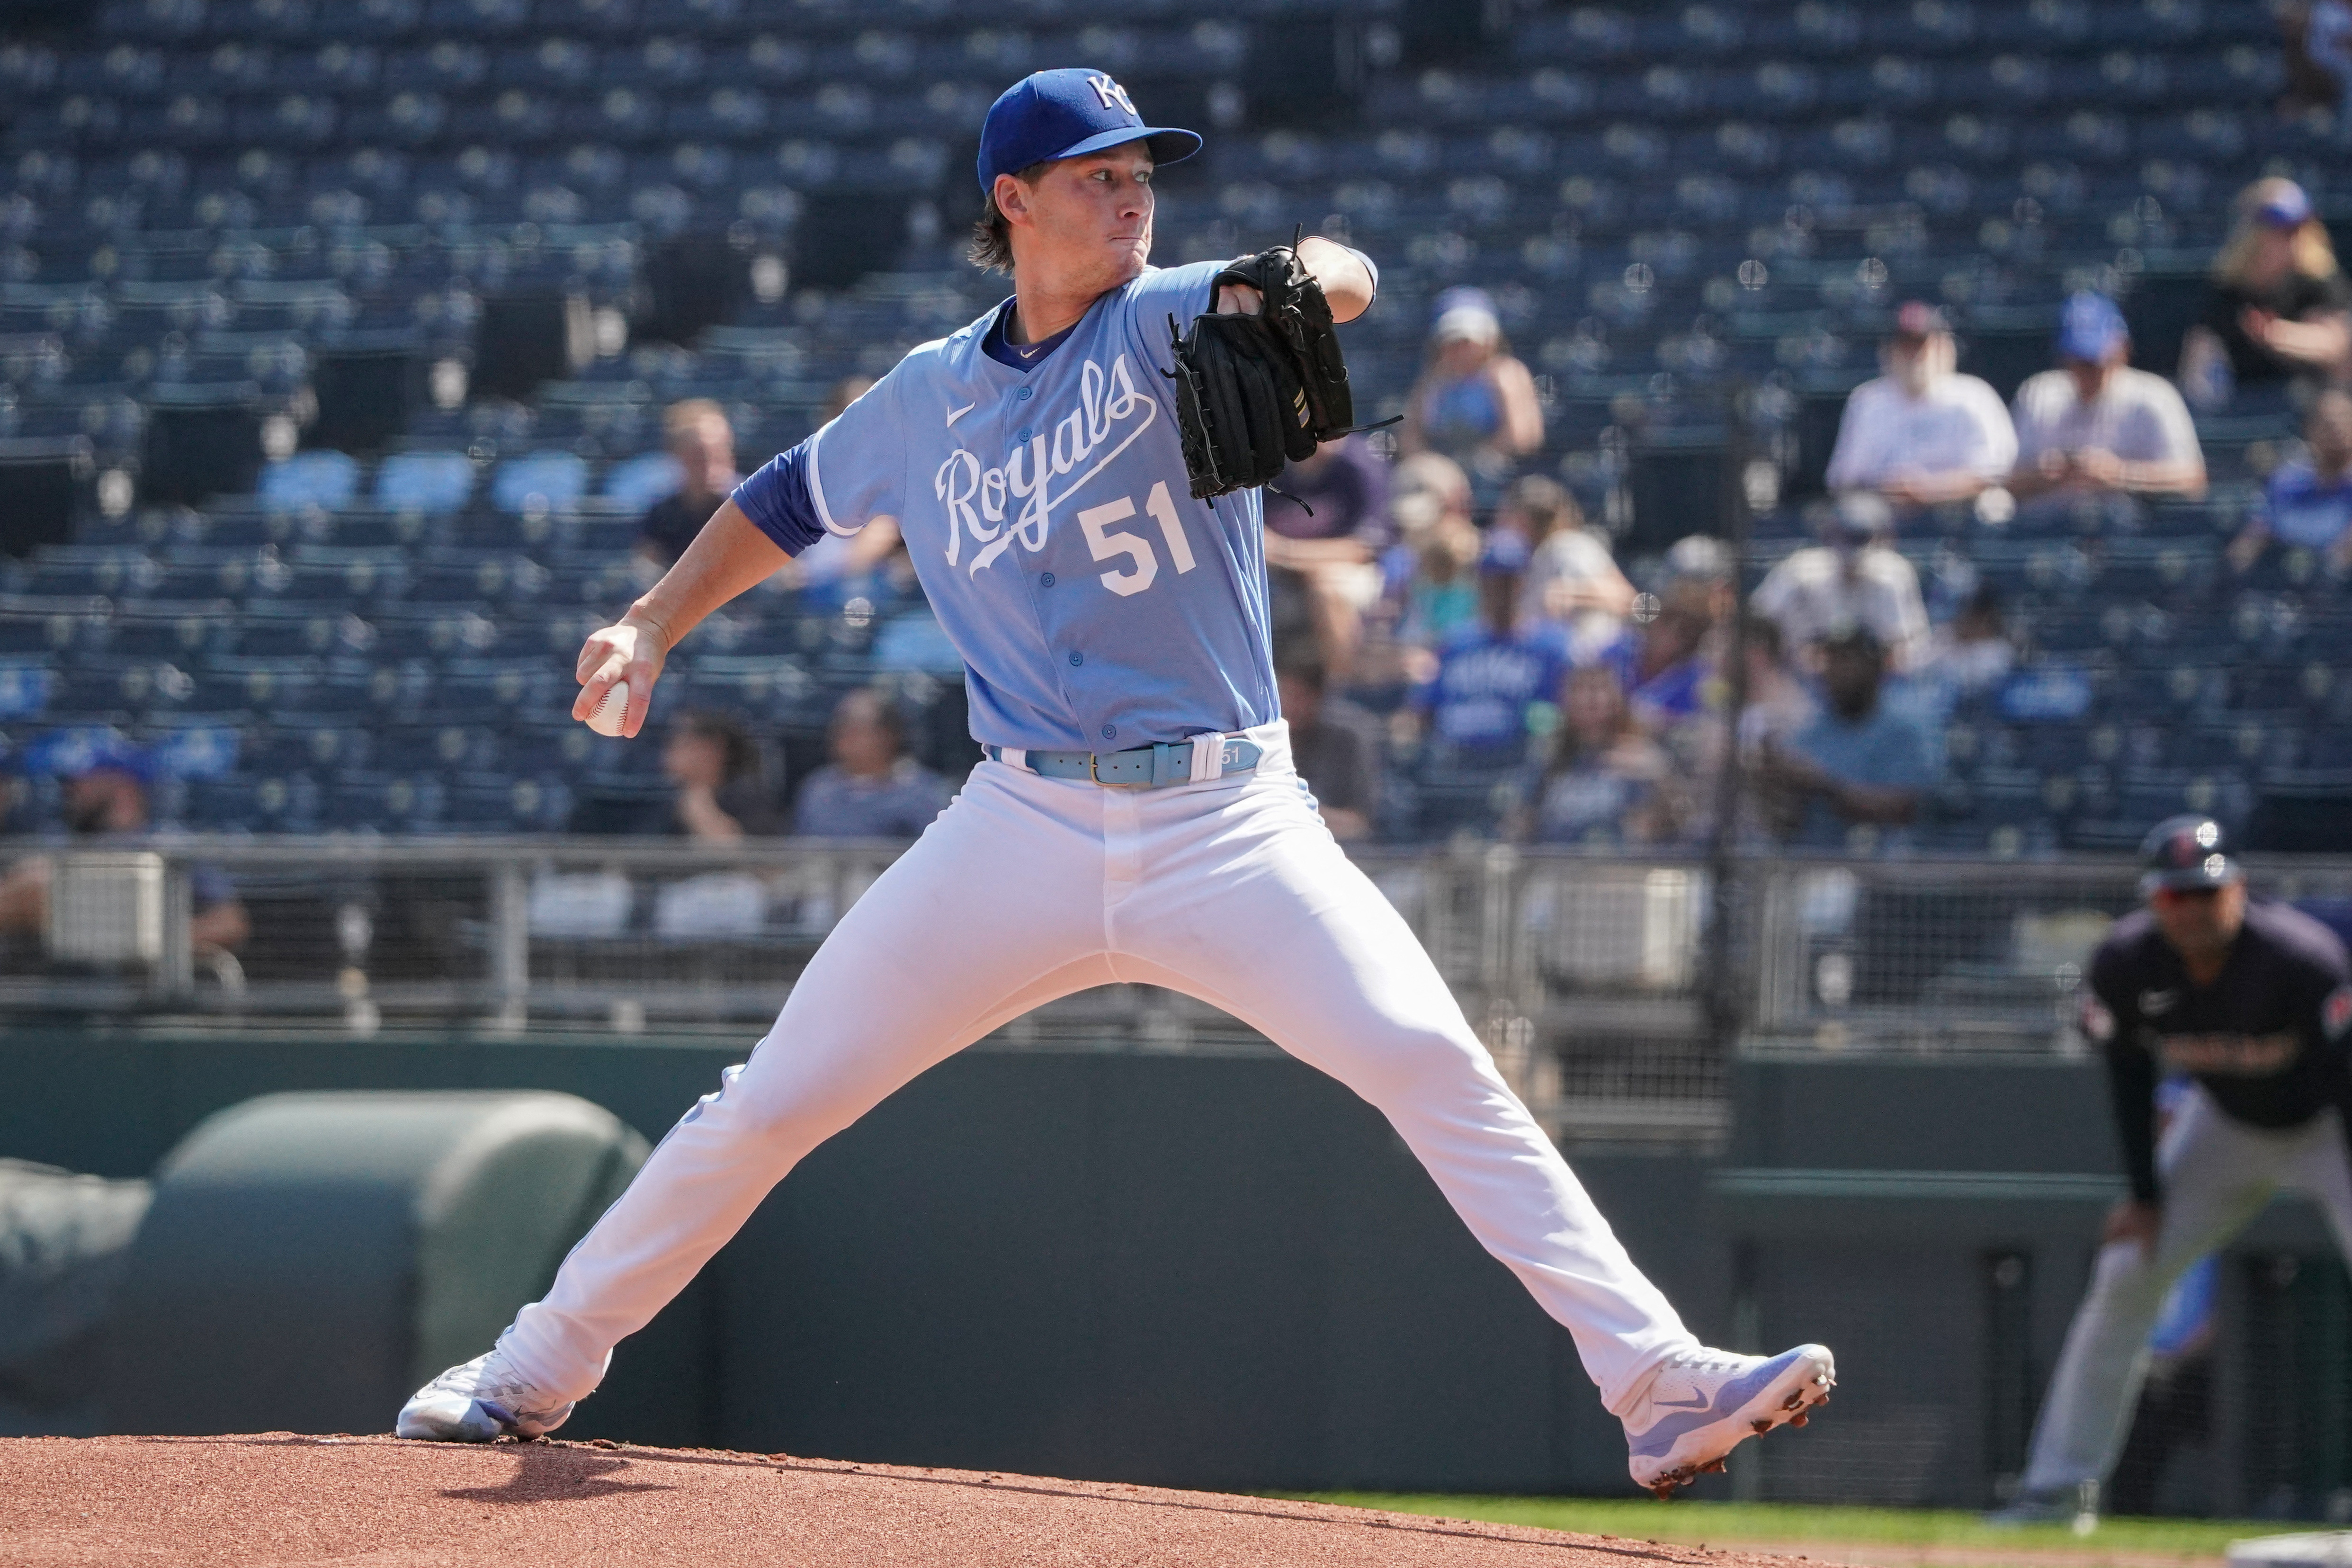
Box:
left=1123, top=260, right=1224, bottom=360
left=1122, top=244, right=1382, bottom=362
left=731, top=373, right=905, bottom=556
left=2088, top=942, right=2161, bottom=1202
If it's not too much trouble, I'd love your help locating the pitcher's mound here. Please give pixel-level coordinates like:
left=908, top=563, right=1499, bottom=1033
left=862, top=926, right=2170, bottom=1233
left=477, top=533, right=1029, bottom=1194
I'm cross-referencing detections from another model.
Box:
left=2, top=1434, right=1816, bottom=1567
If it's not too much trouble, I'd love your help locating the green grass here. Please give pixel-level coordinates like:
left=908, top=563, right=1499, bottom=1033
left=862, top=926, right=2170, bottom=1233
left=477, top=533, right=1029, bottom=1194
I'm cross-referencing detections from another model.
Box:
left=1275, top=1495, right=2286, bottom=1560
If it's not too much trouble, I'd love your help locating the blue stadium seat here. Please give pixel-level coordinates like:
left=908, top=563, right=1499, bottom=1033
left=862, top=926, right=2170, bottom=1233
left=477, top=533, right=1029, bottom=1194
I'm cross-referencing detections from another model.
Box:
left=441, top=774, right=572, bottom=832
left=103, top=601, right=236, bottom=660
left=489, top=450, right=590, bottom=514
left=374, top=450, right=474, bottom=514
left=186, top=772, right=321, bottom=831
left=257, top=450, right=359, bottom=512
left=600, top=449, right=680, bottom=511
left=325, top=772, right=445, bottom=832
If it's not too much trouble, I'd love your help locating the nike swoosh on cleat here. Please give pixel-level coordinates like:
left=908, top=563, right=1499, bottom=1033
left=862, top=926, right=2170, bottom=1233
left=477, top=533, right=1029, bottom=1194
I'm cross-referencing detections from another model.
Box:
left=946, top=402, right=977, bottom=427
left=1653, top=1394, right=1714, bottom=1411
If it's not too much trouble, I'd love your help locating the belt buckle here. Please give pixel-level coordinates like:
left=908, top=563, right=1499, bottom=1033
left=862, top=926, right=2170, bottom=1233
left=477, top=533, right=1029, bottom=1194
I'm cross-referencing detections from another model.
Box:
left=1089, top=751, right=1104, bottom=785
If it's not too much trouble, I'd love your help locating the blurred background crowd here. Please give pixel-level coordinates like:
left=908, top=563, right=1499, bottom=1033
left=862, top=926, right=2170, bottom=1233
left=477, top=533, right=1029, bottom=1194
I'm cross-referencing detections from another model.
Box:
left=0, top=0, right=2350, bottom=902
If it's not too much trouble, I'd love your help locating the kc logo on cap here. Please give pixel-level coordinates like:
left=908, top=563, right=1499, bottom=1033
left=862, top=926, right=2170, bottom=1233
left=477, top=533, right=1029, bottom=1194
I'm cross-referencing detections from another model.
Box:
left=1088, top=75, right=1136, bottom=116
left=976, top=67, right=1202, bottom=195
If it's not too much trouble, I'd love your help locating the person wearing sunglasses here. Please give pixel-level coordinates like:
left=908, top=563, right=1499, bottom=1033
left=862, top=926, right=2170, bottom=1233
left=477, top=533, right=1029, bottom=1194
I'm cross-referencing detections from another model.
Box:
left=1993, top=815, right=2352, bottom=1526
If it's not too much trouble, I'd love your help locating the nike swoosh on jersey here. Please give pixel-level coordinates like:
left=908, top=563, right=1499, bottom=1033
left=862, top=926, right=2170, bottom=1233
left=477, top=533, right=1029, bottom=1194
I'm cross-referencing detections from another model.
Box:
left=946, top=402, right=977, bottom=427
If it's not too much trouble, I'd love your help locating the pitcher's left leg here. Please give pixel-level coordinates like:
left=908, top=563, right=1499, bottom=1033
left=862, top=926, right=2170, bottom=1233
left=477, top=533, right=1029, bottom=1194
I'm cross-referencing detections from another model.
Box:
left=1110, top=784, right=1830, bottom=1492
left=1106, top=779, right=1692, bottom=1410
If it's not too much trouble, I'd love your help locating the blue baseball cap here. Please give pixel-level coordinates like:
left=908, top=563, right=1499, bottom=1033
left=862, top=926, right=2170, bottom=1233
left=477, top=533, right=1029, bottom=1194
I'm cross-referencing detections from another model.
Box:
left=2256, top=180, right=2313, bottom=229
left=2057, top=290, right=2128, bottom=363
left=1478, top=529, right=1531, bottom=575
left=976, top=69, right=1201, bottom=197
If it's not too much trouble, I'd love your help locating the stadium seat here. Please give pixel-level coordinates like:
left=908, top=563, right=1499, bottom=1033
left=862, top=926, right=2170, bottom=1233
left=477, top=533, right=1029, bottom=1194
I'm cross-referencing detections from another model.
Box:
left=600, top=449, right=680, bottom=511
left=489, top=450, right=590, bottom=514
left=373, top=450, right=474, bottom=515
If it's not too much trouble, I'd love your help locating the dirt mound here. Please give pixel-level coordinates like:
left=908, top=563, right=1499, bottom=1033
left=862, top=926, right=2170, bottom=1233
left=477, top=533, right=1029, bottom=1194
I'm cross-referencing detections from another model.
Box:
left=1, top=1434, right=1820, bottom=1567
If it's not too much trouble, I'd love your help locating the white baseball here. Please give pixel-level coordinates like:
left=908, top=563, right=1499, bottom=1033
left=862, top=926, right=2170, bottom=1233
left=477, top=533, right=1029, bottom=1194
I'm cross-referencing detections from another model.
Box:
left=587, top=680, right=630, bottom=737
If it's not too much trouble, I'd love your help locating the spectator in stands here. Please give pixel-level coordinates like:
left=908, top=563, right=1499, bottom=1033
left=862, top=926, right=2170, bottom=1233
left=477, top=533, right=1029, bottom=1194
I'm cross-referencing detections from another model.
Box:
left=1824, top=301, right=2018, bottom=509
left=0, top=738, right=246, bottom=958
left=1404, top=532, right=1571, bottom=769
left=1511, top=663, right=1688, bottom=847
left=1734, top=618, right=1818, bottom=761
left=2179, top=179, right=2352, bottom=406
left=1752, top=626, right=1937, bottom=848
left=791, top=689, right=951, bottom=840
left=1263, top=434, right=1392, bottom=681
left=2228, top=388, right=2352, bottom=573
left=1503, top=474, right=1635, bottom=657
left=1351, top=452, right=1476, bottom=696
left=1925, top=582, right=2016, bottom=692
left=1619, top=597, right=1717, bottom=745
left=787, top=376, right=906, bottom=598
left=1751, top=497, right=1932, bottom=672
left=1400, top=288, right=1544, bottom=474
left=1278, top=654, right=1383, bottom=842
left=2010, top=293, right=2207, bottom=505
left=635, top=399, right=741, bottom=569
left=2282, top=0, right=2352, bottom=120
left=1394, top=493, right=1485, bottom=654
left=662, top=711, right=781, bottom=841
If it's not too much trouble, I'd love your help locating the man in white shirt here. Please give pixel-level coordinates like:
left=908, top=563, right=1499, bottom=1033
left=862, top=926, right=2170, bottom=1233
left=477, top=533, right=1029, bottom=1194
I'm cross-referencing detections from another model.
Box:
left=2010, top=292, right=2207, bottom=504
left=1825, top=301, right=2018, bottom=508
left=1752, top=497, right=1931, bottom=672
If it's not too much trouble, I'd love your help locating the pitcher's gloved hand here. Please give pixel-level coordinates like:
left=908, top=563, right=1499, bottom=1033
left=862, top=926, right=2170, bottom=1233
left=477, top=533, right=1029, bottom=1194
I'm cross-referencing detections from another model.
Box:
left=1163, top=242, right=1379, bottom=501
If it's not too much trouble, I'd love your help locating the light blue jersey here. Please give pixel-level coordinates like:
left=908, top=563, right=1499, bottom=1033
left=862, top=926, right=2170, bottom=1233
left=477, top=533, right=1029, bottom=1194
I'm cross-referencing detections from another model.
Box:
left=737, top=259, right=1357, bottom=753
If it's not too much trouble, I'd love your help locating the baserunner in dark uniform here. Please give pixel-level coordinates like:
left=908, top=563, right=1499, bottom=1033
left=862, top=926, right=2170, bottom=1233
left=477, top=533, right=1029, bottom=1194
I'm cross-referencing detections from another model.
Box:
left=1994, top=815, right=2352, bottom=1524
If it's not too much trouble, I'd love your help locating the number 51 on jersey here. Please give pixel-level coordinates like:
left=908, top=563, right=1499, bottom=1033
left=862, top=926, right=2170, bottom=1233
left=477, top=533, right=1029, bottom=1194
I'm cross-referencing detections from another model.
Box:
left=1076, top=481, right=1197, bottom=597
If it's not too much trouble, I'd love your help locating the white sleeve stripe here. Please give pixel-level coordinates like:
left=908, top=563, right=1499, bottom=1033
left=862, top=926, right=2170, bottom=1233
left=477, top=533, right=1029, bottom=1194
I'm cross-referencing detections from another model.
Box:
left=805, top=422, right=862, bottom=538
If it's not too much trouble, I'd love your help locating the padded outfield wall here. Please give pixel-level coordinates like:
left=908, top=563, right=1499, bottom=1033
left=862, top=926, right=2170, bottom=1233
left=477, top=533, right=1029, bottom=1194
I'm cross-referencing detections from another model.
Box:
left=6, top=1025, right=2349, bottom=1513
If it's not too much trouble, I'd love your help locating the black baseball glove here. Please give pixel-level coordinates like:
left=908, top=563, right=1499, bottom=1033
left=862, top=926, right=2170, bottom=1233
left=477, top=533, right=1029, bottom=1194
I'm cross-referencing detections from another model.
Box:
left=1163, top=242, right=1378, bottom=502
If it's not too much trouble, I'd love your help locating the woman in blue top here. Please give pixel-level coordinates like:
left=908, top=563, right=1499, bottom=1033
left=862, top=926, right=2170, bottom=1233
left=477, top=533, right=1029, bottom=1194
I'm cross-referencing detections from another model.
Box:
left=1400, top=290, right=1545, bottom=475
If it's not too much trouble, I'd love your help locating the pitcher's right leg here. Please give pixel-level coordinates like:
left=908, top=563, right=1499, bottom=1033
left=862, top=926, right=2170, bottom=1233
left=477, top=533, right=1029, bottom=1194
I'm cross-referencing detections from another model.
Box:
left=402, top=767, right=1114, bottom=1438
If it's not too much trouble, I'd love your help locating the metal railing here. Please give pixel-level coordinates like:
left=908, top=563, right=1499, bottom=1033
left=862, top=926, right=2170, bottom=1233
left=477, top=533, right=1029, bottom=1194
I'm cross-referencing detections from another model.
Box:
left=13, top=836, right=2352, bottom=1147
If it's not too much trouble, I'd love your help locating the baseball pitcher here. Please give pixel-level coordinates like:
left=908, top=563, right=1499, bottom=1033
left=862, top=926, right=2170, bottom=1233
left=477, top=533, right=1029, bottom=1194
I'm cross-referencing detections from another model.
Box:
left=397, top=69, right=1834, bottom=1496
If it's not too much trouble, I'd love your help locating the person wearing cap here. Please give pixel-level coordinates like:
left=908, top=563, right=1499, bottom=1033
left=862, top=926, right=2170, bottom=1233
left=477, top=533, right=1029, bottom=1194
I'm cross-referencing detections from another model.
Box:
left=1400, top=286, right=1545, bottom=473
left=2178, top=177, right=2352, bottom=406
left=1993, top=816, right=2352, bottom=1527
left=412, top=66, right=1838, bottom=1493
left=1824, top=300, right=2018, bottom=510
left=2227, top=386, right=2352, bottom=575
left=1749, top=495, right=1932, bottom=672
left=1751, top=624, right=1935, bottom=849
left=2010, top=292, right=2207, bottom=504
left=1404, top=529, right=1573, bottom=770
left=0, top=734, right=246, bottom=959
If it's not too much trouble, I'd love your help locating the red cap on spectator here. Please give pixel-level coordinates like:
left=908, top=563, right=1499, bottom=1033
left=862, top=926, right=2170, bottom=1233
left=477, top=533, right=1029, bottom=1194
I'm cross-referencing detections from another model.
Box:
left=1892, top=300, right=1947, bottom=341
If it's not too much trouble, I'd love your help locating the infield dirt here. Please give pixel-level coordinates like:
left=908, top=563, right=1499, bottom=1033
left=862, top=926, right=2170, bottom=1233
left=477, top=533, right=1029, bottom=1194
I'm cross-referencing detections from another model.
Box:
left=0, top=1433, right=1829, bottom=1567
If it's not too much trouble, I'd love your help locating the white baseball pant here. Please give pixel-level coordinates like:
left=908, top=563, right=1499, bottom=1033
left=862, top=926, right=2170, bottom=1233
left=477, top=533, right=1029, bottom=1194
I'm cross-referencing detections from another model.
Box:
left=2022, top=1086, right=2352, bottom=1491
left=501, top=719, right=1699, bottom=1416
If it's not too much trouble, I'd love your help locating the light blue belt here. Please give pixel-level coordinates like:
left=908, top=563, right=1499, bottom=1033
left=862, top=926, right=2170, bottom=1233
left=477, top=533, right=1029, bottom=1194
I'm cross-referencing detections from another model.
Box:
left=984, top=733, right=1264, bottom=788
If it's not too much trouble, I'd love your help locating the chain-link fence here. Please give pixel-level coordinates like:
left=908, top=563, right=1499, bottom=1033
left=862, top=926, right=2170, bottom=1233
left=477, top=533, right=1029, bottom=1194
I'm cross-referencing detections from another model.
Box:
left=11, top=836, right=2352, bottom=1149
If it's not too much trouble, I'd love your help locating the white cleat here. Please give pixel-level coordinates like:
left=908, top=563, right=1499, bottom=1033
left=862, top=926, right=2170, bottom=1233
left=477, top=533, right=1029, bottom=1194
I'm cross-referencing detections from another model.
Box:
left=1622, top=1343, right=1835, bottom=1497
left=396, top=1346, right=574, bottom=1443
